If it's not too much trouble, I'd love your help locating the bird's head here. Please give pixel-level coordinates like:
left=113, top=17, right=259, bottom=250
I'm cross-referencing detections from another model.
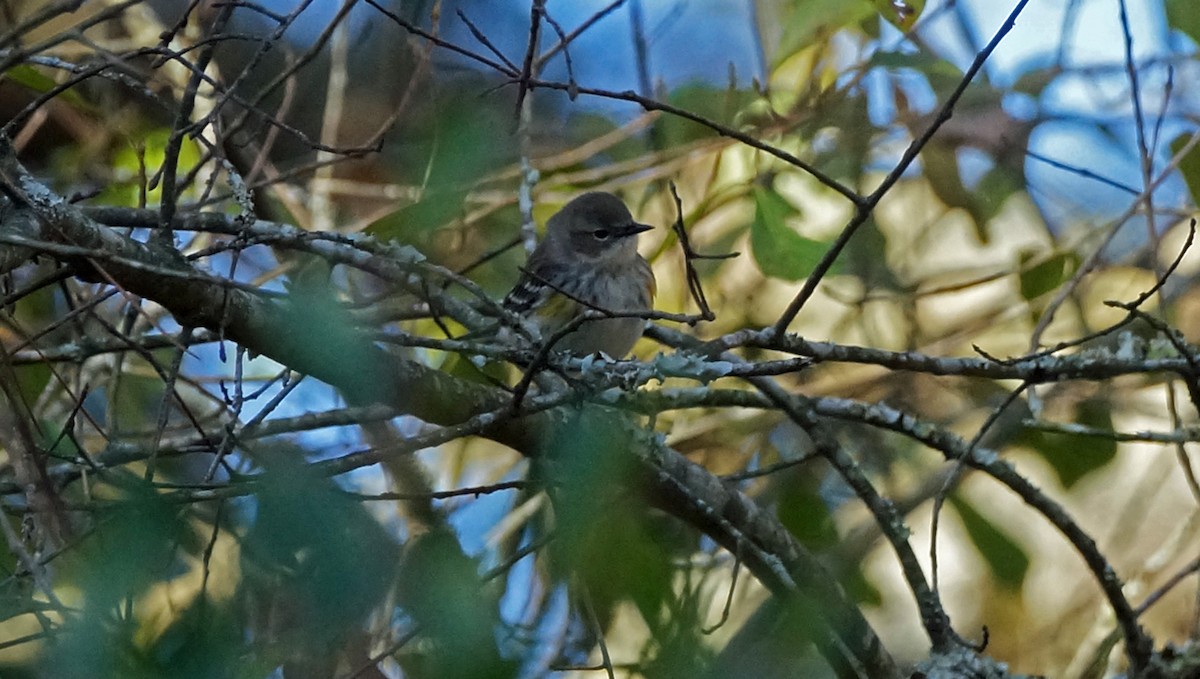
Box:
left=545, top=192, right=653, bottom=263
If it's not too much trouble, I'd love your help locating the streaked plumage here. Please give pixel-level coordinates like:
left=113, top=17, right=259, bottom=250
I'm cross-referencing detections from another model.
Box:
left=503, top=192, right=656, bottom=358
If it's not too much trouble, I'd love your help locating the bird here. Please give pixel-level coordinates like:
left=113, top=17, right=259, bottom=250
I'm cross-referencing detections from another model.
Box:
left=501, top=192, right=656, bottom=359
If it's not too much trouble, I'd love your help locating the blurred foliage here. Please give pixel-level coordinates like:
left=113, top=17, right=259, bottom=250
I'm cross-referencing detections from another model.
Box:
left=366, top=104, right=513, bottom=246
left=775, top=0, right=877, bottom=62
left=1019, top=250, right=1079, bottom=306
left=1165, top=0, right=1200, bottom=45
left=396, top=530, right=512, bottom=679
left=543, top=412, right=679, bottom=626
left=51, top=482, right=192, bottom=678
left=948, top=493, right=1030, bottom=591
left=658, top=84, right=756, bottom=147
left=95, top=129, right=202, bottom=209
left=776, top=469, right=839, bottom=550
left=1, top=0, right=1198, bottom=677
left=750, top=185, right=832, bottom=281
left=5, top=65, right=89, bottom=110
left=1021, top=399, right=1119, bottom=490
left=1172, top=134, right=1200, bottom=206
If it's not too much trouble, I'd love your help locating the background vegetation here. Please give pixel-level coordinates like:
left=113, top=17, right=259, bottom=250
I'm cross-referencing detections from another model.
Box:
left=1, top=0, right=1199, bottom=677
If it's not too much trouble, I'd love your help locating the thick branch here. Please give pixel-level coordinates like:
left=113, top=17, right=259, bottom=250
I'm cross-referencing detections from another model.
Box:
left=0, top=142, right=899, bottom=679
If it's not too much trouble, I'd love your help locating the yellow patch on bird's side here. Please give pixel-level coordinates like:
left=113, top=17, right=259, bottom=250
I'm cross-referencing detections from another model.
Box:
left=536, top=291, right=582, bottom=327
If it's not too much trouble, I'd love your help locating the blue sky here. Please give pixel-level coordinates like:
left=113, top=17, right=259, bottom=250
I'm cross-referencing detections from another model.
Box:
left=241, top=0, right=1196, bottom=233
left=215, top=0, right=1198, bottom=542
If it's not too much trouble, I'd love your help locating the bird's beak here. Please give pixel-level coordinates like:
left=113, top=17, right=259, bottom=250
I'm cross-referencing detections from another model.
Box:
left=619, top=222, right=654, bottom=237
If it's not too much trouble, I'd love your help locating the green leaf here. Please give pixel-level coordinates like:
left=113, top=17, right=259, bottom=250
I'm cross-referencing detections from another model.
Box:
left=1025, top=398, right=1118, bottom=489
left=805, top=92, right=873, bottom=184
left=567, top=112, right=645, bottom=163
left=6, top=64, right=88, bottom=109
left=869, top=50, right=966, bottom=93
left=776, top=472, right=839, bottom=549
left=365, top=106, right=507, bottom=243
left=397, top=530, right=514, bottom=679
left=922, top=144, right=987, bottom=241
left=659, top=83, right=754, bottom=147
left=137, top=600, right=248, bottom=679
left=12, top=364, right=51, bottom=416
left=839, top=216, right=903, bottom=293
left=949, top=494, right=1029, bottom=590
left=273, top=283, right=395, bottom=405
left=1011, top=67, right=1059, bottom=97
left=974, top=162, right=1025, bottom=222
left=750, top=187, right=830, bottom=281
left=63, top=481, right=185, bottom=606
left=47, top=480, right=190, bottom=677
left=1018, top=250, right=1078, bottom=301
left=100, top=128, right=203, bottom=208
left=1171, top=133, right=1200, bottom=205
left=777, top=0, right=874, bottom=62
left=1166, top=0, right=1200, bottom=46
left=244, top=445, right=399, bottom=645
left=873, top=0, right=924, bottom=31
left=547, top=411, right=676, bottom=632
left=638, top=620, right=714, bottom=679
left=840, top=565, right=883, bottom=606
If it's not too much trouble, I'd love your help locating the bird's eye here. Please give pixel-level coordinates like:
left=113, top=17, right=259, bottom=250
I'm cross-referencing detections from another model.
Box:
left=592, top=229, right=611, bottom=240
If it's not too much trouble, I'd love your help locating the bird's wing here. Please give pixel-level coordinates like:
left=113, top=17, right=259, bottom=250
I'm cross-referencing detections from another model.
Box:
left=502, top=260, right=567, bottom=314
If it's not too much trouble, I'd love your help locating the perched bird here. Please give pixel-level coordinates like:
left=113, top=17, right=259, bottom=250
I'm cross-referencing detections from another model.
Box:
left=502, top=192, right=656, bottom=358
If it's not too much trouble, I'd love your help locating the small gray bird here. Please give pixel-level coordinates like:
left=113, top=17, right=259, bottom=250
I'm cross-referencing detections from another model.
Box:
left=502, top=192, right=656, bottom=358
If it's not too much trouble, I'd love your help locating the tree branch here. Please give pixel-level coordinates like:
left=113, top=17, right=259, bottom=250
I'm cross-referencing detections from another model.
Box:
left=0, top=140, right=899, bottom=679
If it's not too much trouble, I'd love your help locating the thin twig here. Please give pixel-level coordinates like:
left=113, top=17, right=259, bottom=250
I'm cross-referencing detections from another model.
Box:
left=770, top=0, right=1033, bottom=336
left=456, top=9, right=517, bottom=72
left=701, top=554, right=741, bottom=635
left=579, top=579, right=617, bottom=679
left=513, top=0, right=546, bottom=125
left=930, top=382, right=1030, bottom=597
left=668, top=182, right=735, bottom=323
